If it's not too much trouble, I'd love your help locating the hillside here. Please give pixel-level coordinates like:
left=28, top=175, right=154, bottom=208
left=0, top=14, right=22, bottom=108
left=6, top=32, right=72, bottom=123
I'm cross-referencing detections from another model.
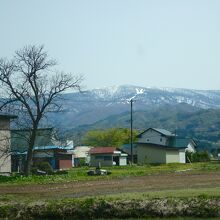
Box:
left=47, top=85, right=220, bottom=132
left=66, top=103, right=220, bottom=153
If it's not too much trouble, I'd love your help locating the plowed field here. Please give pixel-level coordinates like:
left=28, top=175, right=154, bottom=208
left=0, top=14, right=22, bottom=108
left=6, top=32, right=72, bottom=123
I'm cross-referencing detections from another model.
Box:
left=1, top=171, right=220, bottom=199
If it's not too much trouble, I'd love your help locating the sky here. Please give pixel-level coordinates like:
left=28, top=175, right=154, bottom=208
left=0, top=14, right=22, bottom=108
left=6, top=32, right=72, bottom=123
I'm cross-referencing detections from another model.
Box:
left=1, top=0, right=220, bottom=90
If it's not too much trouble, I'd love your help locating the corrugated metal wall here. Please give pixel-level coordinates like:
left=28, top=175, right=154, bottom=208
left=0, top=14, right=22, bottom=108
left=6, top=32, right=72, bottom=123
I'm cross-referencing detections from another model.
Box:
left=59, top=160, right=72, bottom=170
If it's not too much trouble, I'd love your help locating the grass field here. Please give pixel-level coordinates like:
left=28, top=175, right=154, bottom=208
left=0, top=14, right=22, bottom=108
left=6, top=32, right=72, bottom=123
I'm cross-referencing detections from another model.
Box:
left=1, top=162, right=220, bottom=219
left=1, top=161, right=220, bottom=185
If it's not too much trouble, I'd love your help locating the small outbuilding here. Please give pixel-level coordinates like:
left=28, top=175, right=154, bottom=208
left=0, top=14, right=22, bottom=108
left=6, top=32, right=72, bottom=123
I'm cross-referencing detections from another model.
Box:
left=11, top=128, right=74, bottom=171
left=89, top=147, right=127, bottom=167
left=33, top=146, right=73, bottom=170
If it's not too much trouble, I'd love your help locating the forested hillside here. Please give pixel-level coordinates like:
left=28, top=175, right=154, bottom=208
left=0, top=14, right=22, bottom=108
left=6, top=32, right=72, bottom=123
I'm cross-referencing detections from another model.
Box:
left=66, top=103, right=220, bottom=155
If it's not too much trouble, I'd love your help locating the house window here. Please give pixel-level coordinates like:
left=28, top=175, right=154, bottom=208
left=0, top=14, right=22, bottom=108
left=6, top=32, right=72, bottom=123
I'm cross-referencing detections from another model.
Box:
left=147, top=139, right=149, bottom=142
left=160, top=138, right=162, bottom=142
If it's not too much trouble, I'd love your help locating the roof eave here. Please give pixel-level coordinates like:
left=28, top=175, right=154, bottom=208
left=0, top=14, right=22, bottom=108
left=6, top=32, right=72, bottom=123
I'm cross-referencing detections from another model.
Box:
left=137, top=142, right=187, bottom=150
left=0, top=114, right=17, bottom=119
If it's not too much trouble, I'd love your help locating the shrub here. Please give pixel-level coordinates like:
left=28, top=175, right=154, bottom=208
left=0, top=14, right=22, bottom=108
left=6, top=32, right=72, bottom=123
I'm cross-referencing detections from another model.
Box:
left=54, top=170, right=68, bottom=175
left=32, top=161, right=54, bottom=175
left=4, top=198, right=220, bottom=219
left=186, top=151, right=210, bottom=162
left=79, top=158, right=86, bottom=166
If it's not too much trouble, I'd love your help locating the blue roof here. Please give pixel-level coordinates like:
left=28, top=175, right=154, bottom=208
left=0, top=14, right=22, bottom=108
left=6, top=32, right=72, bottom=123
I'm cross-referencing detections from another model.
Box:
left=34, top=145, right=73, bottom=150
left=11, top=151, right=27, bottom=155
left=12, top=145, right=73, bottom=155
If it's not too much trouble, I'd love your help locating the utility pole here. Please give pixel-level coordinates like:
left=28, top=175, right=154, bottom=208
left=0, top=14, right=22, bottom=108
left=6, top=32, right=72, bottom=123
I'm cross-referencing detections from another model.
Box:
left=130, top=99, right=134, bottom=165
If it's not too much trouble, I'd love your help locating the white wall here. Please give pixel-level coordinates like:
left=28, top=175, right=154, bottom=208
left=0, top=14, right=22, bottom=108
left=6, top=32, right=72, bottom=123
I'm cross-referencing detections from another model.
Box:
left=119, top=156, right=127, bottom=166
left=166, top=149, right=180, bottom=163
left=179, top=150, right=186, bottom=163
left=0, top=129, right=11, bottom=173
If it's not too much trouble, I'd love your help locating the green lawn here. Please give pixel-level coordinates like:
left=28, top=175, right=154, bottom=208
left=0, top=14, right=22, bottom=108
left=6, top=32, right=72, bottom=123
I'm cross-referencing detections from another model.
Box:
left=0, top=161, right=220, bottom=185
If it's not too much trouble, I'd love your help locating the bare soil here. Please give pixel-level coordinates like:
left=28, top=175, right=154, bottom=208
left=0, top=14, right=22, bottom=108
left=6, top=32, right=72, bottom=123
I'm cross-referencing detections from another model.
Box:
left=1, top=171, right=220, bottom=199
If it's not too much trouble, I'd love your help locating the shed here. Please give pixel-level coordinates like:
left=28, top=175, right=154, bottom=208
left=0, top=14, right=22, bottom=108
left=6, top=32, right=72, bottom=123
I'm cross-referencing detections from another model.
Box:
left=11, top=128, right=73, bottom=171
left=33, top=145, right=73, bottom=170
left=89, top=147, right=127, bottom=167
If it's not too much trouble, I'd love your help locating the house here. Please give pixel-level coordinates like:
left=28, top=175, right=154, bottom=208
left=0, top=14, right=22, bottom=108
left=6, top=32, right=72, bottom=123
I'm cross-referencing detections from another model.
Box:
left=11, top=128, right=74, bottom=171
left=0, top=114, right=17, bottom=174
left=136, top=128, right=197, bottom=164
left=89, top=147, right=128, bottom=167
left=72, top=146, right=93, bottom=167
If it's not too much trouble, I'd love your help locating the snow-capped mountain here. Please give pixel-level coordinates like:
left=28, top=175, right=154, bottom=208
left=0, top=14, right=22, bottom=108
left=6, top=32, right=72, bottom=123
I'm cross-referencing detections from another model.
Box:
left=47, top=85, right=220, bottom=131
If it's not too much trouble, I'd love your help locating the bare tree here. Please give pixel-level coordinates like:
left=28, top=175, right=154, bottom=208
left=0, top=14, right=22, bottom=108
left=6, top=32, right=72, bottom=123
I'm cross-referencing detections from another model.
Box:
left=0, top=45, right=82, bottom=175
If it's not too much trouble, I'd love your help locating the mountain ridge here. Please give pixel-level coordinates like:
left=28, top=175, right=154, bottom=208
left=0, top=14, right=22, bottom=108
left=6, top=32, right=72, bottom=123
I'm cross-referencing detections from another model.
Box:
left=47, top=85, right=220, bottom=132
left=66, top=103, right=220, bottom=153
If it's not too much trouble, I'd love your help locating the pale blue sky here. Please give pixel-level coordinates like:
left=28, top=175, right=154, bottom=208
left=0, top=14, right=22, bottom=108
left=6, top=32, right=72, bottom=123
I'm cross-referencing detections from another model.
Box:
left=1, top=0, right=220, bottom=90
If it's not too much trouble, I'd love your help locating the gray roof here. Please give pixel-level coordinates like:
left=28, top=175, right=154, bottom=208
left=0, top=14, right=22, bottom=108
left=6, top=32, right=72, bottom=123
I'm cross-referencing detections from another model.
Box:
left=137, top=128, right=175, bottom=138
left=152, top=128, right=175, bottom=136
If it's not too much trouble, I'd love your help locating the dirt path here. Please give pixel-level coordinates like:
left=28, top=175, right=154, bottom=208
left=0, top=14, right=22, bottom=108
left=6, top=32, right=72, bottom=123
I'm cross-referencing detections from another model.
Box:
left=1, top=171, right=220, bottom=198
